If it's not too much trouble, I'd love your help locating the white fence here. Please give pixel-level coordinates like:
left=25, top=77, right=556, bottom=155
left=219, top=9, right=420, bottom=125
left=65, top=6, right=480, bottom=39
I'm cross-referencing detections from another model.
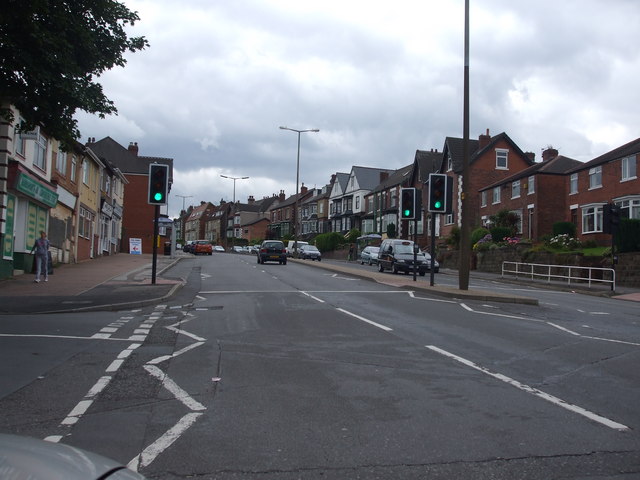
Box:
left=501, top=261, right=616, bottom=291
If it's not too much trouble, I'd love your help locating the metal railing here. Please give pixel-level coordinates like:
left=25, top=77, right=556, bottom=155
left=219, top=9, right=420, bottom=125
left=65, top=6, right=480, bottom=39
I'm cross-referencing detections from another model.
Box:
left=501, top=261, right=616, bottom=291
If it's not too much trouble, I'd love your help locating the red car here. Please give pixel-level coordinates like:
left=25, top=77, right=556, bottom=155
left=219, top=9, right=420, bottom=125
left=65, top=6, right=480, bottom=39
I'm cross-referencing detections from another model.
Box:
left=194, top=240, right=213, bottom=255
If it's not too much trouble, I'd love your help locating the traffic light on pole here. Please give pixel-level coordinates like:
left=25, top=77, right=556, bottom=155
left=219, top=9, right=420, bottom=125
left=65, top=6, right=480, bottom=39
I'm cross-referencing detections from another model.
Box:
left=400, top=188, right=417, bottom=220
left=428, top=173, right=447, bottom=213
left=603, top=203, right=621, bottom=234
left=148, top=163, right=169, bottom=205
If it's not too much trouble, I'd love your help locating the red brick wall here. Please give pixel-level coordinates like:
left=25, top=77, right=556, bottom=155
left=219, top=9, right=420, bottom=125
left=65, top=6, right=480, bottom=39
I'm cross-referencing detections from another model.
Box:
left=121, top=174, right=167, bottom=254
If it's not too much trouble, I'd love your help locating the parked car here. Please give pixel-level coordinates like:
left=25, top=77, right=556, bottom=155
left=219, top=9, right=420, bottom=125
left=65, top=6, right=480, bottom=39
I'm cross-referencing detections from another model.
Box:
left=194, top=240, right=212, bottom=255
left=232, top=246, right=244, bottom=253
left=258, top=240, right=287, bottom=264
left=213, top=245, right=225, bottom=252
left=299, top=244, right=322, bottom=261
left=183, top=241, right=195, bottom=254
left=377, top=239, right=429, bottom=276
left=286, top=240, right=309, bottom=257
left=360, top=246, right=380, bottom=265
left=420, top=250, right=440, bottom=273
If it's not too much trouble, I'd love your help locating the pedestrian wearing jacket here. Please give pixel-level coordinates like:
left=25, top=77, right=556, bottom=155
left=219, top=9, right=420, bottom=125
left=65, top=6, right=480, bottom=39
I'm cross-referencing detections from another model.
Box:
left=31, top=231, right=50, bottom=283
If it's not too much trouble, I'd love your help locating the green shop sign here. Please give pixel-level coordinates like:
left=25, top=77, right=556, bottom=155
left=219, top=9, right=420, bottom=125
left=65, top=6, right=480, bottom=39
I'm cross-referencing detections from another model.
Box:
left=16, top=173, right=58, bottom=208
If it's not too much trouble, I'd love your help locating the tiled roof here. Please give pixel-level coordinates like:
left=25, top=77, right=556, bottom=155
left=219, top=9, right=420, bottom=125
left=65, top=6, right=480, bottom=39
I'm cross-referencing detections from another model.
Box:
left=568, top=137, right=640, bottom=173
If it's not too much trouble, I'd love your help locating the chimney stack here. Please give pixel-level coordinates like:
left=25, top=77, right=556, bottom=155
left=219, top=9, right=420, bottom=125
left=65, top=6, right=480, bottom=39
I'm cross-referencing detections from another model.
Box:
left=248, top=195, right=255, bottom=204
left=525, top=152, right=536, bottom=162
left=128, top=142, right=139, bottom=156
left=478, top=129, right=491, bottom=149
left=300, top=184, right=308, bottom=195
left=542, top=147, right=558, bottom=162
left=279, top=190, right=286, bottom=201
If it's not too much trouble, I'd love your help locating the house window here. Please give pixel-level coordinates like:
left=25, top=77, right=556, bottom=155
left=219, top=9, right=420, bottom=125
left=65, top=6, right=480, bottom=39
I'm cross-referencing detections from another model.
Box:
left=588, top=166, right=602, bottom=189
left=14, top=121, right=25, bottom=157
left=56, top=150, right=67, bottom=173
left=512, top=180, right=521, bottom=199
left=82, top=161, right=90, bottom=185
left=622, top=155, right=637, bottom=181
left=34, top=132, right=47, bottom=170
left=528, top=176, right=535, bottom=194
left=492, top=186, right=501, bottom=204
left=355, top=196, right=360, bottom=210
left=511, top=209, right=523, bottom=234
left=445, top=212, right=454, bottom=225
left=570, top=173, right=578, bottom=194
left=481, top=191, right=487, bottom=207
left=70, top=156, right=77, bottom=183
left=616, top=197, right=640, bottom=220
left=447, top=154, right=453, bottom=171
left=582, top=205, right=603, bottom=233
left=496, top=149, right=508, bottom=169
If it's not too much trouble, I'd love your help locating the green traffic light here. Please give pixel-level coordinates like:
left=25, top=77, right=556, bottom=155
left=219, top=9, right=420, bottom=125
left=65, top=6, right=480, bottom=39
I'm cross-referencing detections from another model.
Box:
left=154, top=192, right=163, bottom=201
left=403, top=209, right=411, bottom=217
left=434, top=200, right=442, bottom=209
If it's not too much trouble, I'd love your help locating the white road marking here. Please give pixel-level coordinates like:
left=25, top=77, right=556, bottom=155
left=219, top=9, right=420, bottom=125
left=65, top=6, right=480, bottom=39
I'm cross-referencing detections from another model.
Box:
left=147, top=341, right=205, bottom=365
left=426, top=345, right=630, bottom=432
left=144, top=365, right=206, bottom=411
left=128, top=412, right=203, bottom=471
left=301, top=291, right=325, bottom=303
left=546, top=322, right=581, bottom=336
left=336, top=308, right=393, bottom=332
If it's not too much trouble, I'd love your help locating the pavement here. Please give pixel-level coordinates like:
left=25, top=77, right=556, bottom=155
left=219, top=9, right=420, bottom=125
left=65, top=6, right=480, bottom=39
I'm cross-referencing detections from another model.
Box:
left=0, top=252, right=638, bottom=315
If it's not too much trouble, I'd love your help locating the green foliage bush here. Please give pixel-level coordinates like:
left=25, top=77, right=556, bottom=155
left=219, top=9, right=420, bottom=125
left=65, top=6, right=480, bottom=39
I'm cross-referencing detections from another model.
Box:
left=447, top=226, right=461, bottom=248
left=344, top=228, right=361, bottom=244
left=471, top=227, right=490, bottom=246
left=552, top=221, right=577, bottom=237
left=490, top=226, right=512, bottom=243
left=314, top=232, right=345, bottom=252
left=617, top=219, right=640, bottom=252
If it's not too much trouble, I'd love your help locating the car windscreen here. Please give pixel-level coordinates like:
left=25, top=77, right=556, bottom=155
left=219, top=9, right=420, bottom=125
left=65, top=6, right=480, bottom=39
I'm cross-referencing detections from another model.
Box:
left=394, top=244, right=414, bottom=254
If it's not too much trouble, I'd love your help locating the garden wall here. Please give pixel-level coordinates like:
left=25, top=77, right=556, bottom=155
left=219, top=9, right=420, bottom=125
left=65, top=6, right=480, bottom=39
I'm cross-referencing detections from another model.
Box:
left=437, top=248, right=640, bottom=288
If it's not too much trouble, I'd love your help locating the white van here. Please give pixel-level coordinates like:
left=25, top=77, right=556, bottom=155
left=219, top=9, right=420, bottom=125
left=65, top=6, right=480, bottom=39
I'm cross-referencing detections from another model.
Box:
left=286, top=240, right=309, bottom=257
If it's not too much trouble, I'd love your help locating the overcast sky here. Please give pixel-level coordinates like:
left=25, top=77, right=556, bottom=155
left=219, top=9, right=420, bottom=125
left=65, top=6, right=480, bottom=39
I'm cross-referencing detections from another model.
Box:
left=75, top=0, right=640, bottom=218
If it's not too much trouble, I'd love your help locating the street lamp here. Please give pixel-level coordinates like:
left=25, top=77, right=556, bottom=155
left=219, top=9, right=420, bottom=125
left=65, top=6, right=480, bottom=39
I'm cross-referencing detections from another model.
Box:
left=279, top=126, right=319, bottom=256
left=220, top=174, right=249, bottom=250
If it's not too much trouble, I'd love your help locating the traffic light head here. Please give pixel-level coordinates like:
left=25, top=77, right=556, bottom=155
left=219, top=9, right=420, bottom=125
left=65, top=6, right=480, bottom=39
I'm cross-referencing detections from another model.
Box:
left=400, top=188, right=416, bottom=220
left=148, top=164, right=169, bottom=205
left=428, top=174, right=447, bottom=212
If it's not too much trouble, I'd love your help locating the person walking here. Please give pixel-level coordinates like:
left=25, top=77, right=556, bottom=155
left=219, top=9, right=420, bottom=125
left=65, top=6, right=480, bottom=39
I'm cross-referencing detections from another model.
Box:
left=31, top=231, right=50, bottom=283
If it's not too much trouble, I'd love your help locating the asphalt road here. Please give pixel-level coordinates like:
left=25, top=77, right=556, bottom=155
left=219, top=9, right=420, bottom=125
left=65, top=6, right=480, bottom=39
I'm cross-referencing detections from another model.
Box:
left=1, top=253, right=639, bottom=479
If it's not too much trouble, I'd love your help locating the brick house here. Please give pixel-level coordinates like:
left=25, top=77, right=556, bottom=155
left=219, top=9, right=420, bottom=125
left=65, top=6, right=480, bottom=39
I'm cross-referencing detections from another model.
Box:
left=185, top=202, right=215, bottom=241
left=439, top=130, right=535, bottom=240
left=565, top=137, right=639, bottom=244
left=87, top=137, right=173, bottom=254
left=479, top=148, right=581, bottom=240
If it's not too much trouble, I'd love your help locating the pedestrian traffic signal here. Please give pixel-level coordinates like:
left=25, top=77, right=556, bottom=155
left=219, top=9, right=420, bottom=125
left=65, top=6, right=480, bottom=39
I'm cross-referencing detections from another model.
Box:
left=603, top=203, right=621, bottom=234
left=148, top=163, right=169, bottom=205
left=428, top=173, right=448, bottom=213
left=400, top=188, right=417, bottom=220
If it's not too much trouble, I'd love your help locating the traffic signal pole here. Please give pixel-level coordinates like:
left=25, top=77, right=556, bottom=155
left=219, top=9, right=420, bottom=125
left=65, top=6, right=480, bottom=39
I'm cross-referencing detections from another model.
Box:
left=151, top=204, right=159, bottom=285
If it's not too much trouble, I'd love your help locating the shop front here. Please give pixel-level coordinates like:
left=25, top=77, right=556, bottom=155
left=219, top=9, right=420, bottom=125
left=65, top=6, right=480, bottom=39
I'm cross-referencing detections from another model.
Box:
left=3, top=165, right=58, bottom=276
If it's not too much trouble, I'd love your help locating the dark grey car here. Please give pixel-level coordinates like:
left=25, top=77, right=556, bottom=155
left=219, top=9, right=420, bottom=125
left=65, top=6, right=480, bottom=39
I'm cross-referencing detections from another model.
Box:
left=257, top=240, right=287, bottom=264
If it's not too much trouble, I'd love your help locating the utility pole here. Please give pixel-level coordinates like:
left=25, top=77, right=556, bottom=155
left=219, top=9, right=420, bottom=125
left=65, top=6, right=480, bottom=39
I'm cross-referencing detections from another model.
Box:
left=459, top=0, right=471, bottom=291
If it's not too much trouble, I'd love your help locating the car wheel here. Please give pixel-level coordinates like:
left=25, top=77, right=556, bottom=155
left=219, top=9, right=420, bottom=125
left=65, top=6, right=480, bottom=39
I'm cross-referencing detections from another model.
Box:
left=378, top=263, right=384, bottom=273
left=419, top=271, right=426, bottom=276
left=318, top=258, right=321, bottom=262
left=283, top=259, right=287, bottom=265
left=257, top=256, right=261, bottom=264
left=392, top=263, right=399, bottom=274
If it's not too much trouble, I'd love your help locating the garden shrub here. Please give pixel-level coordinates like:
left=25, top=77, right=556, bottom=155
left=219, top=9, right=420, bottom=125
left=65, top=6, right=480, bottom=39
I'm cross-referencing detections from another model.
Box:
left=314, top=232, right=344, bottom=252
left=617, top=219, right=640, bottom=252
left=490, top=226, right=512, bottom=243
left=471, top=227, right=490, bottom=246
left=447, top=226, right=461, bottom=248
left=552, top=221, right=577, bottom=237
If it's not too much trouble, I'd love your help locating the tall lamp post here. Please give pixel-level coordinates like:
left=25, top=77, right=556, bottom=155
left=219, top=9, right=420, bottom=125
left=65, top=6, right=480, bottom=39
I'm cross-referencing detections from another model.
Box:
left=279, top=126, right=319, bottom=256
left=220, top=174, right=249, bottom=250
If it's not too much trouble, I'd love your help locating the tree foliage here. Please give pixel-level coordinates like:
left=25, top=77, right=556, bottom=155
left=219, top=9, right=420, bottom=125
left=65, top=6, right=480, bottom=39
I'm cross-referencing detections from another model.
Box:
left=0, top=0, right=148, bottom=148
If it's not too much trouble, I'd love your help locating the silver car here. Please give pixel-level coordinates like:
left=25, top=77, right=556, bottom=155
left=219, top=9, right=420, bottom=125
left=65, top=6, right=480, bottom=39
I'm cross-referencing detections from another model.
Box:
left=299, top=244, right=322, bottom=261
left=360, top=246, right=380, bottom=265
